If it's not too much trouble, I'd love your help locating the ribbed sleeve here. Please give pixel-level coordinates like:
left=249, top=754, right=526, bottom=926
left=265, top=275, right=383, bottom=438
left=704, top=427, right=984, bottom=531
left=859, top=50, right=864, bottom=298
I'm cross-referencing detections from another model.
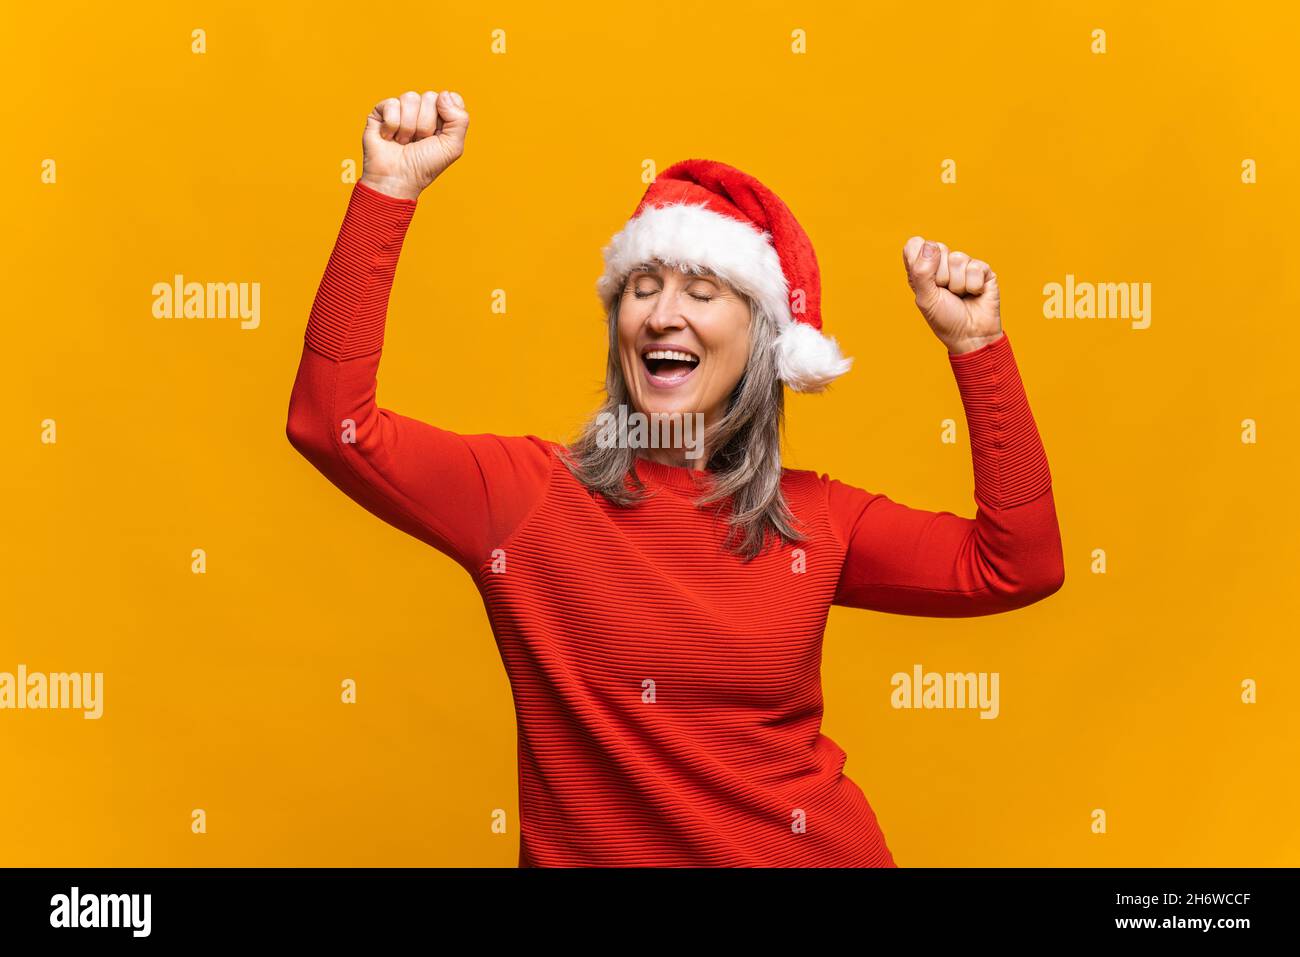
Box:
left=286, top=181, right=554, bottom=575
left=304, top=180, right=417, bottom=360
left=947, top=332, right=1052, bottom=509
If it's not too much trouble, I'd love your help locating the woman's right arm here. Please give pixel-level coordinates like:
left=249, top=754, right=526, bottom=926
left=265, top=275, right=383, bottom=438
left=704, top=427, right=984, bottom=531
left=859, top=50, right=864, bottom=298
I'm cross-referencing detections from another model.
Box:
left=285, top=91, right=553, bottom=575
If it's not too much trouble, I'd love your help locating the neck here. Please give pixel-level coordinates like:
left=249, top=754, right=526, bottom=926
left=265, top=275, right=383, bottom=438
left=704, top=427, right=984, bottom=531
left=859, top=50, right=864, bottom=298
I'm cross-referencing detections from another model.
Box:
left=629, top=399, right=723, bottom=471
left=636, top=447, right=709, bottom=471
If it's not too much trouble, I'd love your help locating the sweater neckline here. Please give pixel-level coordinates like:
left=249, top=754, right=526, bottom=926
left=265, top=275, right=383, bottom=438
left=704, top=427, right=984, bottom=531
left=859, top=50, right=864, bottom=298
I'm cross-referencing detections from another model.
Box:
left=632, top=456, right=715, bottom=490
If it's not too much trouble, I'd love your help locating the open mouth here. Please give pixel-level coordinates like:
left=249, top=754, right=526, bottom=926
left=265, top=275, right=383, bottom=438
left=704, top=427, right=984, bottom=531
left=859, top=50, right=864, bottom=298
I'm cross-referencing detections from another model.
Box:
left=641, top=347, right=700, bottom=387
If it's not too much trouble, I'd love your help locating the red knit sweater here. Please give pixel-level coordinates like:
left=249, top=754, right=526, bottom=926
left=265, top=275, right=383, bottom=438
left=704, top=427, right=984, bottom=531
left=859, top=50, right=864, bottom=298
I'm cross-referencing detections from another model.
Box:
left=286, top=181, right=1065, bottom=867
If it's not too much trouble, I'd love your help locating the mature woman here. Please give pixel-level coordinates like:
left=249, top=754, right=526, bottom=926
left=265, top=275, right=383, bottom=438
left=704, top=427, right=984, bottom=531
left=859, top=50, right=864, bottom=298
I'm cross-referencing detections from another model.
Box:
left=286, top=90, right=1065, bottom=867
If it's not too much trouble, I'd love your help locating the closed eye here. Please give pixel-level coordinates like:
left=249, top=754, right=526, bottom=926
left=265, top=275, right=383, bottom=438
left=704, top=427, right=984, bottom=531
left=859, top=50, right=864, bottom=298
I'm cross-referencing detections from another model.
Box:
left=633, top=290, right=713, bottom=302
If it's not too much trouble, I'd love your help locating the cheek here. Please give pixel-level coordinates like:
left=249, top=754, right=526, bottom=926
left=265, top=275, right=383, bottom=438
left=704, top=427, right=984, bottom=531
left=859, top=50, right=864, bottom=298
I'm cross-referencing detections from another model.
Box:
left=707, top=313, right=752, bottom=380
left=615, top=320, right=638, bottom=368
left=719, top=345, right=749, bottom=391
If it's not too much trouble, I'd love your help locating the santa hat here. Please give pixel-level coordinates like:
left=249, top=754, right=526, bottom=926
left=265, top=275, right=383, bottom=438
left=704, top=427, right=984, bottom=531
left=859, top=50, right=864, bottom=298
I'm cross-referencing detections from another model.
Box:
left=596, top=158, right=852, bottom=393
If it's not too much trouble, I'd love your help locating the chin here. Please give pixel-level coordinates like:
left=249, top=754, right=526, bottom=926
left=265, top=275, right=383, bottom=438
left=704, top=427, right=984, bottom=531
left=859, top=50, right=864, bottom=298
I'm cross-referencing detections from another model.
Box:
left=636, top=394, right=700, bottom=418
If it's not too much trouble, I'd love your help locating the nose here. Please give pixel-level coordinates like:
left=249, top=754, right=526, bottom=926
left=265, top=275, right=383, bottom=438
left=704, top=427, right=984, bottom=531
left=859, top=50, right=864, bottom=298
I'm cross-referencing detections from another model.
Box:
left=645, top=283, right=689, bottom=332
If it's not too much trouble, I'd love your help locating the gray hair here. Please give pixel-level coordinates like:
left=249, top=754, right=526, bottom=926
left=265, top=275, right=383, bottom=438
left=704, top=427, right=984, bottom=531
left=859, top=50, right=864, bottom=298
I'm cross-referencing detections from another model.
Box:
left=557, top=267, right=807, bottom=562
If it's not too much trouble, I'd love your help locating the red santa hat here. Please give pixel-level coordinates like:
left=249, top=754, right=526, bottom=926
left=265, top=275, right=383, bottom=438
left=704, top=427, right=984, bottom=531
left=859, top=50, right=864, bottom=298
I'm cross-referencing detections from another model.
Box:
left=596, top=158, right=852, bottom=393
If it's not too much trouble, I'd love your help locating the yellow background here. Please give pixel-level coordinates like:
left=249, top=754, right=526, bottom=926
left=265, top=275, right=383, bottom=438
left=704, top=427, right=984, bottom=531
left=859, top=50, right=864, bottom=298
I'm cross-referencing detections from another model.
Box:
left=3, top=0, right=1297, bottom=866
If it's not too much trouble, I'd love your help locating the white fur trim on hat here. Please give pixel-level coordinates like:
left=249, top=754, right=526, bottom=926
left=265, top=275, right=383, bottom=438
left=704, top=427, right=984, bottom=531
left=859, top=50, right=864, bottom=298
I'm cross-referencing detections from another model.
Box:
left=773, top=319, right=853, bottom=393
left=596, top=202, right=852, bottom=393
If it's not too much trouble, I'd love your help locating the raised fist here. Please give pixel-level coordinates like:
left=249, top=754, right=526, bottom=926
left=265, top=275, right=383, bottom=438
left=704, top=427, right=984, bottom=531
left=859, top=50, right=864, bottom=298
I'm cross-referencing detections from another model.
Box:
left=902, top=237, right=1002, bottom=354
left=360, top=90, right=470, bottom=201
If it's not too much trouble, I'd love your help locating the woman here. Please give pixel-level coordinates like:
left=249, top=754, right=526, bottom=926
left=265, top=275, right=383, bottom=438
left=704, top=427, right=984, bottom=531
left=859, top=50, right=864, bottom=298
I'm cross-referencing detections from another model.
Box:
left=286, top=89, right=1065, bottom=867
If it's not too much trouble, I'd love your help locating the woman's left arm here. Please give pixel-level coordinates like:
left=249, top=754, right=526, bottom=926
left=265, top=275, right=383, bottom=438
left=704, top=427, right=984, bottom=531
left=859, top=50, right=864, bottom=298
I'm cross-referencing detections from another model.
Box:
left=825, top=330, right=1065, bottom=617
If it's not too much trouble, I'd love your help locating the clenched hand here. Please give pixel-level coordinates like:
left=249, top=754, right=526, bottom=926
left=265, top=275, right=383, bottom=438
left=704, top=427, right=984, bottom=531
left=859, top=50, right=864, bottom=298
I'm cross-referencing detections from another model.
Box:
left=902, top=237, right=1003, bottom=355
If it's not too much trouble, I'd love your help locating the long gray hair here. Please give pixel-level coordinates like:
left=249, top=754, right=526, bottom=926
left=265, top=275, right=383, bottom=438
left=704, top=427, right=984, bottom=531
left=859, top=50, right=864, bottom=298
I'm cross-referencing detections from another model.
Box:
left=556, top=266, right=807, bottom=562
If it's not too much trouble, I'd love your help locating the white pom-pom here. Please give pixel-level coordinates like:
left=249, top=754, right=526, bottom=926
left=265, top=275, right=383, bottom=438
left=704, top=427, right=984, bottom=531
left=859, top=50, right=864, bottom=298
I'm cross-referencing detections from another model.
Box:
left=773, top=320, right=853, bottom=393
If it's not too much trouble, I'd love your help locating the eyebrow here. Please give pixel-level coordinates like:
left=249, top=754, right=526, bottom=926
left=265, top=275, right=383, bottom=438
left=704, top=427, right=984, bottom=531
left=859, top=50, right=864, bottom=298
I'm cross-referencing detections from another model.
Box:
left=627, top=261, right=721, bottom=283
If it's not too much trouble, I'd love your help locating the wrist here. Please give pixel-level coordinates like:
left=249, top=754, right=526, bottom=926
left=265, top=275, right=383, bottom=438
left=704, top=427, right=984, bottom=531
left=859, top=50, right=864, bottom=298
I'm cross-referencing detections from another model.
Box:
left=358, top=174, right=422, bottom=202
left=946, top=331, right=1005, bottom=356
